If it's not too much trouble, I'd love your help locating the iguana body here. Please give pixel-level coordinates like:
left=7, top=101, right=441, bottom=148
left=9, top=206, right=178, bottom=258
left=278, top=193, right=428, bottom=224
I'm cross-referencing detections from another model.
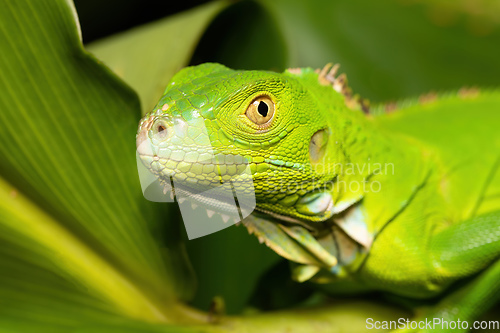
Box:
left=137, top=63, right=500, bottom=332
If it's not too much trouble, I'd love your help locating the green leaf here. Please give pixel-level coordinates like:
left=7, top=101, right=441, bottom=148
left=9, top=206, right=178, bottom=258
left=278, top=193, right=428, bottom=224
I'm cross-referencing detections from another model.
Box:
left=87, top=1, right=229, bottom=115
left=0, top=0, right=196, bottom=325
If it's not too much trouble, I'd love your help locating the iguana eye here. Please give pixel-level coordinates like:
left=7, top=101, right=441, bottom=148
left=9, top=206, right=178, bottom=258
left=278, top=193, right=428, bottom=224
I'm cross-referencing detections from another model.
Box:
left=245, top=96, right=275, bottom=125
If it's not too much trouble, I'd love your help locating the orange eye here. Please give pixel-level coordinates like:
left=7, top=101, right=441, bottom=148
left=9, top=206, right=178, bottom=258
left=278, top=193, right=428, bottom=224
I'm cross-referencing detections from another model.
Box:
left=245, top=96, right=275, bottom=125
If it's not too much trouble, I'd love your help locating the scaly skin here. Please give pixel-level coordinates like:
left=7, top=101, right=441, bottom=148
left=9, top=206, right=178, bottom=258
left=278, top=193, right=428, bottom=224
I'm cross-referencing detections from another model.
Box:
left=137, top=63, right=500, bottom=332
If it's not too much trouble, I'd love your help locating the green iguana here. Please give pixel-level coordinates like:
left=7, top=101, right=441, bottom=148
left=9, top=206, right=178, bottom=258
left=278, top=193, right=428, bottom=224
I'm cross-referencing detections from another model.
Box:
left=136, top=63, right=500, bottom=332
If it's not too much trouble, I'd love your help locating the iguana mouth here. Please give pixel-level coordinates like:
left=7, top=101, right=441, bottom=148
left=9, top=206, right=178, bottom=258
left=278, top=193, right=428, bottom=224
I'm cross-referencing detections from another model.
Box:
left=161, top=175, right=255, bottom=220
left=137, top=151, right=256, bottom=218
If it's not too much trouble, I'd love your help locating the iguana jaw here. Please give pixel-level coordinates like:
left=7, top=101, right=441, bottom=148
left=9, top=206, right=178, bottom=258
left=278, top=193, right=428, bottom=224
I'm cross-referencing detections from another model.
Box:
left=138, top=142, right=351, bottom=273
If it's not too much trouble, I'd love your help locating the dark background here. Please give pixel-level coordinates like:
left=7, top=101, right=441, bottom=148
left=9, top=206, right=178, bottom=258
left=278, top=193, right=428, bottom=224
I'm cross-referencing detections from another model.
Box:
left=74, top=0, right=211, bottom=43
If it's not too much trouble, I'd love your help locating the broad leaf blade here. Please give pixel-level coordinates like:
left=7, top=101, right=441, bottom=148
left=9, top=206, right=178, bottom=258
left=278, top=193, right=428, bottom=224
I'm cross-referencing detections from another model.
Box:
left=0, top=179, right=166, bottom=322
left=0, top=0, right=193, bottom=324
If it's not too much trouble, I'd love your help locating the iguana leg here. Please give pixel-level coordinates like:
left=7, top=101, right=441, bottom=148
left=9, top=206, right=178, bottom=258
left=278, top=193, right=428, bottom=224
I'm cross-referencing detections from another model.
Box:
left=398, top=210, right=500, bottom=333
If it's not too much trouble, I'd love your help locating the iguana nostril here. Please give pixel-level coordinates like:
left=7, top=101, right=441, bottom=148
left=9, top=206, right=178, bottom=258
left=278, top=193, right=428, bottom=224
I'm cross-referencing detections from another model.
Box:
left=152, top=119, right=170, bottom=141
left=157, top=124, right=166, bottom=134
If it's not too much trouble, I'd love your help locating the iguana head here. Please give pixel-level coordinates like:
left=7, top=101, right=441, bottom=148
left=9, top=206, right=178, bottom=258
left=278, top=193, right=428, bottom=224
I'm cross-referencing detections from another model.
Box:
left=137, top=63, right=370, bottom=278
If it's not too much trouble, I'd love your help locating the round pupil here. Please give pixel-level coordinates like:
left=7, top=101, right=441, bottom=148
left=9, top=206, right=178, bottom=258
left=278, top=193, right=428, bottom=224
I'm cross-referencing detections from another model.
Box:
left=257, top=101, right=269, bottom=117
left=157, top=125, right=166, bottom=133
